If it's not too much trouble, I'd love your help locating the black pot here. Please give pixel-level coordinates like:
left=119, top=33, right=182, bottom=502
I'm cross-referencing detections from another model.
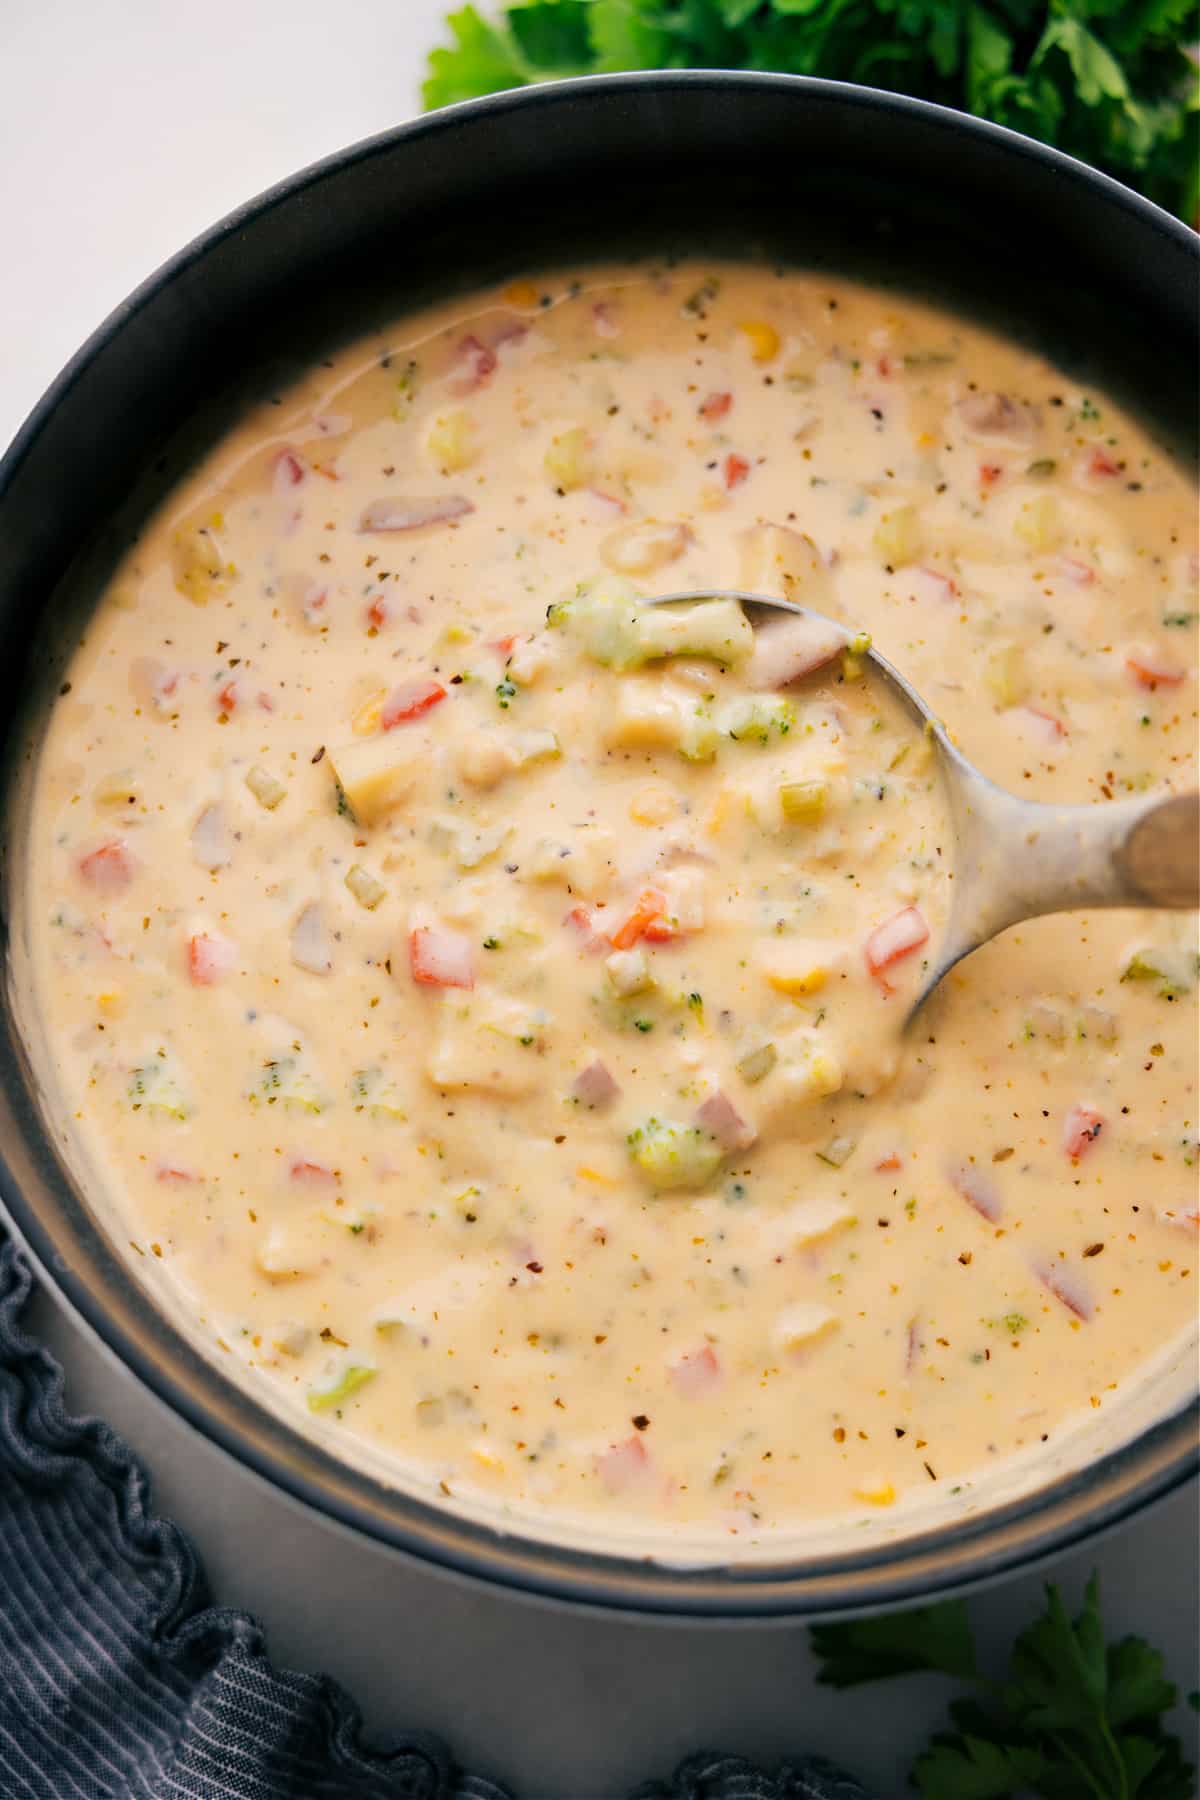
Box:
left=1, top=73, right=1195, bottom=1617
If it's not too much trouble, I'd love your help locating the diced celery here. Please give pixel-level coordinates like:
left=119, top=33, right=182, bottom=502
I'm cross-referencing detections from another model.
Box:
left=736, top=1037, right=777, bottom=1084
left=345, top=864, right=387, bottom=910
left=246, top=765, right=287, bottom=810
left=307, top=1360, right=378, bottom=1414
left=983, top=644, right=1029, bottom=708
left=780, top=778, right=829, bottom=825
left=626, top=1117, right=724, bottom=1190
left=1121, top=949, right=1192, bottom=999
left=816, top=1134, right=858, bottom=1168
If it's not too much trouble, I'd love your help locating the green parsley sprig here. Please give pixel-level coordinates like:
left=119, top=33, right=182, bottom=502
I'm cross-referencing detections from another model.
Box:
left=810, top=1575, right=1197, bottom=1798
left=423, top=2, right=1200, bottom=222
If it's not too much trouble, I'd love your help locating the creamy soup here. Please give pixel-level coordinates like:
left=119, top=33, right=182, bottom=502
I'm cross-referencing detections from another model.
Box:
left=24, top=263, right=1197, bottom=1548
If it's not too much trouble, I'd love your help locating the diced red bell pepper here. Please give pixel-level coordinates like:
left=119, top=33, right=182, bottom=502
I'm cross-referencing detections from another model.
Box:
left=187, top=932, right=235, bottom=986
left=864, top=907, right=929, bottom=984
left=699, top=391, right=732, bottom=422
left=724, top=453, right=751, bottom=490
left=78, top=840, right=135, bottom=895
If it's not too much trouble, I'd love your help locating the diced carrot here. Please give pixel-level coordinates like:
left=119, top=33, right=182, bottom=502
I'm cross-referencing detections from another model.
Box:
left=1087, top=447, right=1122, bottom=478
left=596, top=1434, right=649, bottom=1493
left=490, top=634, right=517, bottom=658
left=1126, top=650, right=1185, bottom=690
left=409, top=926, right=475, bottom=989
left=876, top=354, right=893, bottom=378
left=78, top=840, right=135, bottom=895
left=1036, top=1261, right=1094, bottom=1320
left=875, top=1152, right=903, bottom=1173
left=367, top=595, right=389, bottom=630
left=724, top=453, right=751, bottom=490
left=1057, top=556, right=1095, bottom=587
left=864, top=907, right=929, bottom=984
left=699, top=391, right=732, bottom=422
left=381, top=678, right=447, bottom=729
left=216, top=680, right=238, bottom=715
left=156, top=1164, right=199, bottom=1183
left=257, top=691, right=274, bottom=712
left=1063, top=1104, right=1104, bottom=1160
left=979, top=462, right=1003, bottom=487
left=1021, top=706, right=1067, bottom=742
left=609, top=888, right=669, bottom=950
left=187, top=932, right=235, bottom=986
left=914, top=566, right=959, bottom=605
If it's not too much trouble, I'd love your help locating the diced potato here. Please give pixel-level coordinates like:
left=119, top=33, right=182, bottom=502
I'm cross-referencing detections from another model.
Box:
left=524, top=829, right=615, bottom=895
left=171, top=519, right=236, bottom=605
left=545, top=426, right=594, bottom=492
left=256, top=1224, right=318, bottom=1279
left=780, top=778, right=829, bottom=825
left=627, top=1117, right=724, bottom=1191
left=456, top=733, right=517, bottom=790
left=769, top=1197, right=855, bottom=1252
left=345, top=864, right=387, bottom=910
left=245, top=766, right=287, bottom=811
left=599, top=520, right=690, bottom=577
left=606, top=681, right=688, bottom=751
left=271, top=1320, right=311, bottom=1356
left=510, top=728, right=561, bottom=767
left=507, top=637, right=556, bottom=686
left=772, top=1302, right=839, bottom=1354
left=872, top=504, right=923, bottom=567
left=426, top=994, right=544, bottom=1097
left=679, top=704, right=719, bottom=762
left=94, top=770, right=140, bottom=808
left=656, top=866, right=707, bottom=932
left=605, top=948, right=654, bottom=998
left=737, top=525, right=833, bottom=609
left=816, top=1134, right=857, bottom=1169
left=637, top=598, right=753, bottom=666
left=1014, top=494, right=1060, bottom=551
left=755, top=1032, right=845, bottom=1129
left=426, top=408, right=479, bottom=473
left=983, top=643, right=1030, bottom=708
left=328, top=735, right=424, bottom=824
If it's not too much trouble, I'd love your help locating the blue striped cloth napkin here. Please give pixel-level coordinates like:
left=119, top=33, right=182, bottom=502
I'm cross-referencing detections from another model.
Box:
left=0, top=1230, right=871, bottom=1800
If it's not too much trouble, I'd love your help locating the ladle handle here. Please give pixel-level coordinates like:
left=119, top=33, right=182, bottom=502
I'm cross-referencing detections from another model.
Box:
left=1114, top=793, right=1200, bottom=909
left=945, top=785, right=1199, bottom=947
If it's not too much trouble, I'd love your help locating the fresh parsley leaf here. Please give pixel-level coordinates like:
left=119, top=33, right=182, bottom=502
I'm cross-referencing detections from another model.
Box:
left=422, top=1, right=1200, bottom=219
left=810, top=1575, right=1195, bottom=1799
left=811, top=1596, right=978, bottom=1686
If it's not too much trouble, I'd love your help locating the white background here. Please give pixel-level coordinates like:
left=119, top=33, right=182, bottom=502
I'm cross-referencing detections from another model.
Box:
left=1, top=4, right=1196, bottom=1795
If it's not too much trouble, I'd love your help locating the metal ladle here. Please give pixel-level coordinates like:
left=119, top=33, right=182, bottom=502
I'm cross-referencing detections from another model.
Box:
left=648, top=590, right=1199, bottom=1020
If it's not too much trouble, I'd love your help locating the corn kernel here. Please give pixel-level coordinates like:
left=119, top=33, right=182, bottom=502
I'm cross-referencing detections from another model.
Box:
left=854, top=1477, right=897, bottom=1507
left=503, top=279, right=541, bottom=310
left=630, top=781, right=680, bottom=826
left=94, top=771, right=139, bottom=808
left=96, top=990, right=123, bottom=1018
left=471, top=1444, right=505, bottom=1475
left=1015, top=493, right=1060, bottom=551
left=351, top=689, right=385, bottom=736
left=576, top=1164, right=618, bottom=1187
left=740, top=320, right=780, bottom=364
left=766, top=963, right=827, bottom=998
left=544, top=426, right=593, bottom=493
left=872, top=504, right=923, bottom=567
left=426, top=409, right=479, bottom=474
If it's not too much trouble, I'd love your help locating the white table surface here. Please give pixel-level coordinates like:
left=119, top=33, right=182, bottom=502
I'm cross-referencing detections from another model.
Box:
left=2, top=6, right=1196, bottom=1795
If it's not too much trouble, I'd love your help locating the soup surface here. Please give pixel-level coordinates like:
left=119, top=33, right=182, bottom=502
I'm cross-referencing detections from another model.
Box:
left=26, top=263, right=1198, bottom=1547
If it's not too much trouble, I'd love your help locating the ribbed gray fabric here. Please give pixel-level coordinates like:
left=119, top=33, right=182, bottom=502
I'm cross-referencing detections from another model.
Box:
left=0, top=1232, right=873, bottom=1800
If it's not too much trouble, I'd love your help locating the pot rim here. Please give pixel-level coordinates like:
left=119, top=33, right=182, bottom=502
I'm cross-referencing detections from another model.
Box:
left=1, top=70, right=1196, bottom=1618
